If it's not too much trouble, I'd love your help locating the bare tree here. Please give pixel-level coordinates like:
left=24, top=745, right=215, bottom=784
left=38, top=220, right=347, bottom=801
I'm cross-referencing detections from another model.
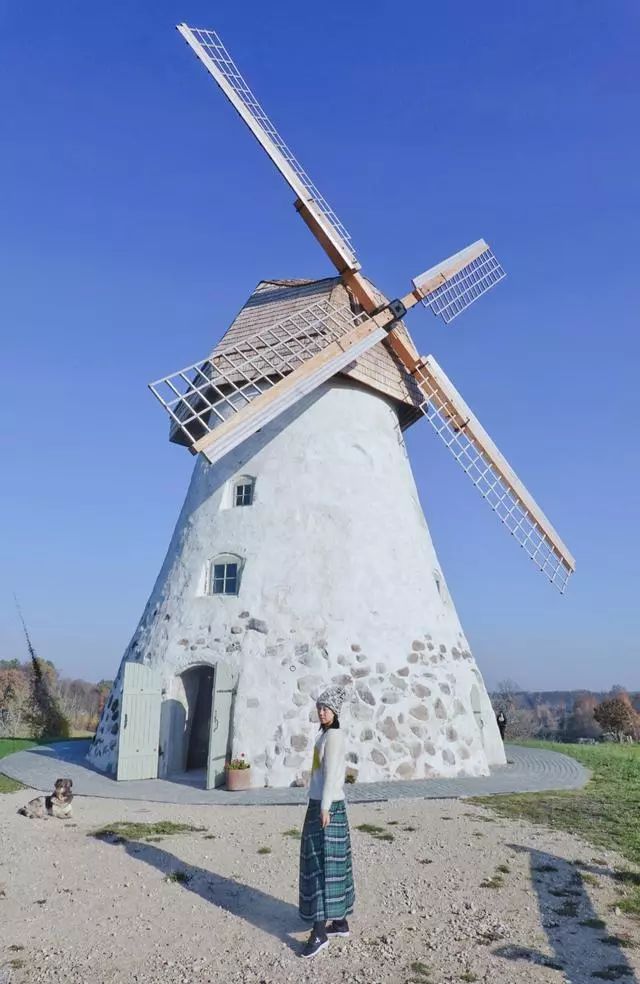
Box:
left=492, top=679, right=537, bottom=739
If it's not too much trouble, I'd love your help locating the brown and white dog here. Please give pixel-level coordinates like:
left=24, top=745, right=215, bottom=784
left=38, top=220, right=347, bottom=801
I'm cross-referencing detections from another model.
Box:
left=18, top=778, right=73, bottom=819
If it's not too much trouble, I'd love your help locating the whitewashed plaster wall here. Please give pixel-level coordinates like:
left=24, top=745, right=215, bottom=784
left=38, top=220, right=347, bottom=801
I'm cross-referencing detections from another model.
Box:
left=89, top=379, right=505, bottom=784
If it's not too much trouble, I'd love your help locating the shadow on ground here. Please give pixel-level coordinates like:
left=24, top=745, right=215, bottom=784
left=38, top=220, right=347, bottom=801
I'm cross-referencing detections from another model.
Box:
left=100, top=836, right=302, bottom=953
left=497, top=845, right=637, bottom=983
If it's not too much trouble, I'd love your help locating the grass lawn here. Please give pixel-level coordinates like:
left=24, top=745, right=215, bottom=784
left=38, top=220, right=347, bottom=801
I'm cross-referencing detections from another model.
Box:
left=0, top=738, right=37, bottom=793
left=474, top=740, right=640, bottom=917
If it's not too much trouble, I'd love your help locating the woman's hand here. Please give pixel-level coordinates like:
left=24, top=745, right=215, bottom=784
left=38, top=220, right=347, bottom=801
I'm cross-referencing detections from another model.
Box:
left=321, top=809, right=331, bottom=828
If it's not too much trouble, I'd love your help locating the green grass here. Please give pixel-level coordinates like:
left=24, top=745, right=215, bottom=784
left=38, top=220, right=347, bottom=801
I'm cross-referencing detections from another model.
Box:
left=409, top=961, right=430, bottom=978
left=473, top=741, right=640, bottom=918
left=601, top=935, right=639, bottom=949
left=618, top=894, right=640, bottom=918
left=555, top=899, right=579, bottom=917
left=282, top=828, right=301, bottom=839
left=0, top=773, right=25, bottom=793
left=591, top=967, right=634, bottom=980
left=580, top=872, right=600, bottom=886
left=257, top=846, right=271, bottom=855
left=480, top=876, right=504, bottom=889
left=90, top=821, right=206, bottom=842
left=460, top=974, right=478, bottom=982
left=0, top=738, right=38, bottom=758
left=165, top=870, right=191, bottom=884
left=0, top=738, right=37, bottom=792
left=355, top=823, right=394, bottom=842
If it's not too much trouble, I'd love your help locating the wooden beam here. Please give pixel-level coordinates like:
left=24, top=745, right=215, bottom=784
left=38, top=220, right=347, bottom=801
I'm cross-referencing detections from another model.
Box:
left=295, top=201, right=359, bottom=275
left=340, top=270, right=423, bottom=372
left=412, top=240, right=489, bottom=298
left=191, top=306, right=396, bottom=458
left=295, top=206, right=429, bottom=381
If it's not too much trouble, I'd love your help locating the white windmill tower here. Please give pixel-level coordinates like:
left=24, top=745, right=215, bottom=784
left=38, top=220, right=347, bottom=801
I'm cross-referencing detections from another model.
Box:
left=89, top=25, right=574, bottom=788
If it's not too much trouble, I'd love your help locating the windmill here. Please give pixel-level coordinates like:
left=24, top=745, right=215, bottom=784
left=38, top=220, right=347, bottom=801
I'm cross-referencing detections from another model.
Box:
left=89, top=25, right=574, bottom=788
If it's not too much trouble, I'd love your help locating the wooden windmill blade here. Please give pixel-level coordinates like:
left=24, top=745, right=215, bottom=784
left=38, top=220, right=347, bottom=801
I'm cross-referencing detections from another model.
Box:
left=177, top=24, right=358, bottom=275
left=149, top=296, right=408, bottom=466
left=412, top=355, right=575, bottom=592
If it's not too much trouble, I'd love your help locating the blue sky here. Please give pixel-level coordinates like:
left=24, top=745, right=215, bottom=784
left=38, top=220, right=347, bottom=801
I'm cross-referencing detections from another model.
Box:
left=1, top=1, right=638, bottom=690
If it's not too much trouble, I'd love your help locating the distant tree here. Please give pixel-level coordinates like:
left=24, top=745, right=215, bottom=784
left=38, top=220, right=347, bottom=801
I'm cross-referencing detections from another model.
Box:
left=495, top=679, right=523, bottom=709
left=492, top=679, right=538, bottom=739
left=0, top=664, right=32, bottom=736
left=0, top=658, right=20, bottom=670
left=14, top=603, right=70, bottom=739
left=532, top=702, right=559, bottom=740
left=594, top=695, right=639, bottom=742
left=29, top=655, right=71, bottom=739
left=563, top=694, right=602, bottom=741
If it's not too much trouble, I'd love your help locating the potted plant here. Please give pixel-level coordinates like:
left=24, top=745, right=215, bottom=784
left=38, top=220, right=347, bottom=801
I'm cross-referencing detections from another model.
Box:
left=225, top=753, right=251, bottom=791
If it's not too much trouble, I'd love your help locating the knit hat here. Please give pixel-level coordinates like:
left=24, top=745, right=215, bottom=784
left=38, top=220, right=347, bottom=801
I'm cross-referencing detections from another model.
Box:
left=315, top=685, right=347, bottom=719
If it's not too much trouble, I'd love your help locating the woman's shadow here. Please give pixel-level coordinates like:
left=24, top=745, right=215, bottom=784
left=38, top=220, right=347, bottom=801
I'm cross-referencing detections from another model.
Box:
left=101, top=835, right=302, bottom=953
left=495, top=845, right=638, bottom=983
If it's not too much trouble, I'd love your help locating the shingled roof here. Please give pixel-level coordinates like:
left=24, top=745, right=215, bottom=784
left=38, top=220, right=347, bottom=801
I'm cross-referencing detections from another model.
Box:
left=209, top=277, right=424, bottom=429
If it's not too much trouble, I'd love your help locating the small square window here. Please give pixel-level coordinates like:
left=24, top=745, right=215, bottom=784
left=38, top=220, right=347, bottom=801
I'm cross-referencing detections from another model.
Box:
left=234, top=481, right=253, bottom=507
left=212, top=561, right=239, bottom=595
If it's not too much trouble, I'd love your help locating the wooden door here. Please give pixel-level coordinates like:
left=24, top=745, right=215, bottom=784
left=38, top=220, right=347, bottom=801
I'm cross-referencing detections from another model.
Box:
left=206, top=661, right=235, bottom=789
left=116, top=662, right=161, bottom=781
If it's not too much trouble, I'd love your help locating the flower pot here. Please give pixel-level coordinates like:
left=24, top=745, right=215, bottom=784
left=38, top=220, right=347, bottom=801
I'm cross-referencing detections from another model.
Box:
left=225, top=766, right=252, bottom=791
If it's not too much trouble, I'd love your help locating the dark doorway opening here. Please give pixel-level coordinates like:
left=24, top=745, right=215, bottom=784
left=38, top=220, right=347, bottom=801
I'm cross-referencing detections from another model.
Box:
left=184, top=665, right=214, bottom=771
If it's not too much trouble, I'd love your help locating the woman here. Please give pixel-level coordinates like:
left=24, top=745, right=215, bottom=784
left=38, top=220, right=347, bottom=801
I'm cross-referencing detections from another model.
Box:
left=299, top=685, right=355, bottom=958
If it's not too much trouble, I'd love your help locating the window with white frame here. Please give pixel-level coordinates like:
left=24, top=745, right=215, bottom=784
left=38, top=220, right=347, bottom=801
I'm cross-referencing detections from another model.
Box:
left=209, top=554, right=242, bottom=595
left=234, top=477, right=254, bottom=507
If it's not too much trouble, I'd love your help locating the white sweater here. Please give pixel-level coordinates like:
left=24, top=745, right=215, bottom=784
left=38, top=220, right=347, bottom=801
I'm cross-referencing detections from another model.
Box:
left=308, top=728, right=346, bottom=812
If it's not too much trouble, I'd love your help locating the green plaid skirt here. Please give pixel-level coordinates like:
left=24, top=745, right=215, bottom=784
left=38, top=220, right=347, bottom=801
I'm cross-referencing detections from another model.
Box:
left=299, top=799, right=355, bottom=923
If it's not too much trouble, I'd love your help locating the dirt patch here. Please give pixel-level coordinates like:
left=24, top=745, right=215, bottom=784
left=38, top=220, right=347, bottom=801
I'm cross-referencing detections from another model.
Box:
left=1, top=790, right=639, bottom=983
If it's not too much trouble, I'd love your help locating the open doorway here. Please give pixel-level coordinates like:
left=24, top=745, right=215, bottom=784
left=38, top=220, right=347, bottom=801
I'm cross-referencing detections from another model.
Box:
left=183, top=665, right=214, bottom=771
left=160, top=661, right=235, bottom=787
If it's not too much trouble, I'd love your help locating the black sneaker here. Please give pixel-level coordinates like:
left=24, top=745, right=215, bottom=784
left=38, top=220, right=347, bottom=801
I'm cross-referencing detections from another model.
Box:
left=326, top=919, right=350, bottom=937
left=301, top=930, right=329, bottom=958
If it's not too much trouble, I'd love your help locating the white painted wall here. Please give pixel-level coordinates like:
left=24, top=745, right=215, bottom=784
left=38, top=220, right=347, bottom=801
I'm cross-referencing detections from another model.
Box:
left=89, top=379, right=505, bottom=784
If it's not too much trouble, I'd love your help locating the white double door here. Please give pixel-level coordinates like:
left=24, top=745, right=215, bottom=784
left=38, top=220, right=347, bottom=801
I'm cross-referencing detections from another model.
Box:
left=117, top=660, right=235, bottom=787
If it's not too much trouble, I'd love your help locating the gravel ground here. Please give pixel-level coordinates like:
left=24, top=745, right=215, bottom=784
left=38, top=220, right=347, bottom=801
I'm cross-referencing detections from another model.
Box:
left=0, top=790, right=638, bottom=984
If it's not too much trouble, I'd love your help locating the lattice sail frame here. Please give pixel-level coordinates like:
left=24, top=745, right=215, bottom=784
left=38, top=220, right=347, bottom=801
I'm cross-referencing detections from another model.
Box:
left=177, top=24, right=357, bottom=271
left=149, top=297, right=385, bottom=465
left=413, top=240, right=506, bottom=324
left=169, top=27, right=574, bottom=589
left=413, top=356, right=575, bottom=592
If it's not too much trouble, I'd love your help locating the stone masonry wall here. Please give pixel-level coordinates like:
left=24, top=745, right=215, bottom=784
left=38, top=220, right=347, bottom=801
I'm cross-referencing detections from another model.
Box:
left=89, top=380, right=504, bottom=783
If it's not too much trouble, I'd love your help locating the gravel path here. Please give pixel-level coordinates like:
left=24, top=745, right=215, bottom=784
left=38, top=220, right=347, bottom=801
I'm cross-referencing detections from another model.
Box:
left=0, top=789, right=637, bottom=984
left=0, top=743, right=588, bottom=805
